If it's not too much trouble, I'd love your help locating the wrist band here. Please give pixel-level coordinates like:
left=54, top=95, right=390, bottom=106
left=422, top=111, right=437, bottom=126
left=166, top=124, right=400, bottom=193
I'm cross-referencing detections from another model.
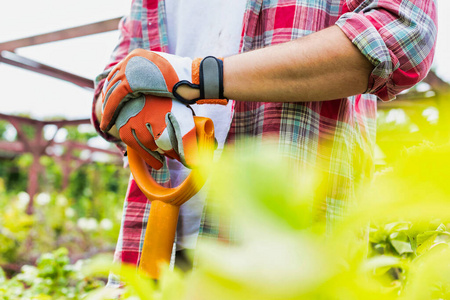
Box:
left=172, top=57, right=228, bottom=105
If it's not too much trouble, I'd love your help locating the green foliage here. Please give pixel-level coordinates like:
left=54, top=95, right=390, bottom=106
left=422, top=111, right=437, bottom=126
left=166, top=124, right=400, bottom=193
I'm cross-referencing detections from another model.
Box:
left=0, top=156, right=28, bottom=194
left=0, top=248, right=104, bottom=299
left=65, top=125, right=97, bottom=143
left=66, top=162, right=129, bottom=220
left=2, top=151, right=128, bottom=198
left=76, top=142, right=450, bottom=300
left=0, top=193, right=34, bottom=264
left=0, top=121, right=9, bottom=140
left=39, top=156, right=62, bottom=191
left=0, top=190, right=122, bottom=270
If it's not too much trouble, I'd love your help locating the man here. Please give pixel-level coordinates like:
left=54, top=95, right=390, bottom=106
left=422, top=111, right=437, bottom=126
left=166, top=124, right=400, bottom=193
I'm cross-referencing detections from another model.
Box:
left=92, top=0, right=437, bottom=277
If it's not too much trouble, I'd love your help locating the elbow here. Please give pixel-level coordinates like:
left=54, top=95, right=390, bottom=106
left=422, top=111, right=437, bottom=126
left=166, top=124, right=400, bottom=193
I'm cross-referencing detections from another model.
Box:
left=388, top=52, right=435, bottom=100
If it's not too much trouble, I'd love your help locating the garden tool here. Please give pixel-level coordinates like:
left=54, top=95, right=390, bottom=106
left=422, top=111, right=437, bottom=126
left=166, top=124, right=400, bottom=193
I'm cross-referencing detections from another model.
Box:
left=127, top=116, right=215, bottom=280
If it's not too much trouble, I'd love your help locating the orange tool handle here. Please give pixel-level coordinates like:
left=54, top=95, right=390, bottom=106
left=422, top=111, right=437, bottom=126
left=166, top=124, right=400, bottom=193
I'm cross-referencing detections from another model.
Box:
left=128, top=117, right=215, bottom=279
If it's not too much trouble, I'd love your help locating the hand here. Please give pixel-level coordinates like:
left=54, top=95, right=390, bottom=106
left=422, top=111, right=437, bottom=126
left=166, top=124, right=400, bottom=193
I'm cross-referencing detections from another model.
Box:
left=100, top=49, right=227, bottom=132
left=115, top=94, right=198, bottom=170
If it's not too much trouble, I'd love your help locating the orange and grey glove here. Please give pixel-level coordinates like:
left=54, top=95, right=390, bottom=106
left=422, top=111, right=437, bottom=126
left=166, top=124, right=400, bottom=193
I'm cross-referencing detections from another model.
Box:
left=100, top=49, right=227, bottom=133
left=115, top=94, right=197, bottom=170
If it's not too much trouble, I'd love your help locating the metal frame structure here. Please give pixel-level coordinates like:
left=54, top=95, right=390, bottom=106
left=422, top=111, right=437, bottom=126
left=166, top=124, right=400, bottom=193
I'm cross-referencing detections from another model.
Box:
left=0, top=18, right=122, bottom=213
left=0, top=17, right=121, bottom=90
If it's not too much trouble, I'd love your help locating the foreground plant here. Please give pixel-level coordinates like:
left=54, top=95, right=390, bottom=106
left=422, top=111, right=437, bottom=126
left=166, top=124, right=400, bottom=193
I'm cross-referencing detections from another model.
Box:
left=80, top=142, right=450, bottom=300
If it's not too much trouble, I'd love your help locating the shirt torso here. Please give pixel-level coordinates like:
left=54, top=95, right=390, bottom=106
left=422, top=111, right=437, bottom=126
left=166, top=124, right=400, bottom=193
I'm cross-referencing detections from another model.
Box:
left=165, top=0, right=247, bottom=58
left=163, top=0, right=247, bottom=150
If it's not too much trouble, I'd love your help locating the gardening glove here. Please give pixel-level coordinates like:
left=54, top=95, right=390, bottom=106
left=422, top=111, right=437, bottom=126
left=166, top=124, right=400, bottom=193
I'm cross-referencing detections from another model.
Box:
left=115, top=94, right=198, bottom=170
left=100, top=49, right=227, bottom=132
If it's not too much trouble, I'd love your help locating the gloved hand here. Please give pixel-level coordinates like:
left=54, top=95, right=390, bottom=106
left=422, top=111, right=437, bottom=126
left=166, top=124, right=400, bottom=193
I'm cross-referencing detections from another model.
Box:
left=115, top=94, right=198, bottom=170
left=100, top=49, right=227, bottom=132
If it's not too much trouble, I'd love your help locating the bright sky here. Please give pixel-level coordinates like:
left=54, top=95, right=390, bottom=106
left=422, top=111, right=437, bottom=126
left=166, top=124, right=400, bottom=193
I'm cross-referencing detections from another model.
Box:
left=0, top=0, right=449, bottom=121
left=0, top=0, right=131, bottom=120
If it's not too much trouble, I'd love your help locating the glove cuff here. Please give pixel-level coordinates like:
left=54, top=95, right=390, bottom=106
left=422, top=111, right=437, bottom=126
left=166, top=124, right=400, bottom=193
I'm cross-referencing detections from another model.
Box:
left=172, top=57, right=228, bottom=105
left=192, top=57, right=228, bottom=105
left=192, top=56, right=228, bottom=105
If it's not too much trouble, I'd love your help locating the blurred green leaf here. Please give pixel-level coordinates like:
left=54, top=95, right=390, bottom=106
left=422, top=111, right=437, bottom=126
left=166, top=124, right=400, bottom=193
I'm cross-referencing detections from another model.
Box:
left=385, top=222, right=412, bottom=234
left=416, top=232, right=439, bottom=255
left=390, top=240, right=413, bottom=255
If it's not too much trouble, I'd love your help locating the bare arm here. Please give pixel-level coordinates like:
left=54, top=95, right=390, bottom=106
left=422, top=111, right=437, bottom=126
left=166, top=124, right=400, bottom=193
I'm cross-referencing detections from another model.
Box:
left=224, top=25, right=373, bottom=102
left=178, top=25, right=374, bottom=102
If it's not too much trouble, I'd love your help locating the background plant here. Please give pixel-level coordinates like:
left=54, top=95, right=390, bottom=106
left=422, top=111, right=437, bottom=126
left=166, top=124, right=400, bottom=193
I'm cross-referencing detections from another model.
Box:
left=0, top=248, right=105, bottom=300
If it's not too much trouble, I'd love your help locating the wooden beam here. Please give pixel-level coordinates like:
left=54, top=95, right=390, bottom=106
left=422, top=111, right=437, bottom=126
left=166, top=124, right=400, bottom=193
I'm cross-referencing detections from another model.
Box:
left=43, top=119, right=91, bottom=127
left=0, top=17, right=122, bottom=51
left=0, top=113, right=90, bottom=126
left=0, top=51, right=94, bottom=90
left=56, top=141, right=122, bottom=156
left=0, top=113, right=41, bottom=126
left=0, top=114, right=121, bottom=157
left=0, top=141, right=25, bottom=153
left=378, top=97, right=438, bottom=110
left=423, top=70, right=450, bottom=92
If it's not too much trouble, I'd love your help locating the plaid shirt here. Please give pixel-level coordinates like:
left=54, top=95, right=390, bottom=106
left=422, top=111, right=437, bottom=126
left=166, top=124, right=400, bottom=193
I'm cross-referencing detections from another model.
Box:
left=92, top=0, right=437, bottom=269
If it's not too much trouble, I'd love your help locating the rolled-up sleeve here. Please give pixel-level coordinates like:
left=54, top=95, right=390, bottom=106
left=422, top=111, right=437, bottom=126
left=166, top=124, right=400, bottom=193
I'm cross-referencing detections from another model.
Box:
left=336, top=0, right=438, bottom=101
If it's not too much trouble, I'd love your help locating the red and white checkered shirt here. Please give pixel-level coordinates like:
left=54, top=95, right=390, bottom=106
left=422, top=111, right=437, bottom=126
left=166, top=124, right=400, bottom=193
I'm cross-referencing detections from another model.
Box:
left=91, top=0, right=437, bottom=270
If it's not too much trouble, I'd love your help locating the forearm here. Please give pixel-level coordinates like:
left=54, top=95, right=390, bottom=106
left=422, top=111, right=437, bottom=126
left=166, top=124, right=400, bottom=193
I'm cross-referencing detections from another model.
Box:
left=223, top=25, right=373, bottom=102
